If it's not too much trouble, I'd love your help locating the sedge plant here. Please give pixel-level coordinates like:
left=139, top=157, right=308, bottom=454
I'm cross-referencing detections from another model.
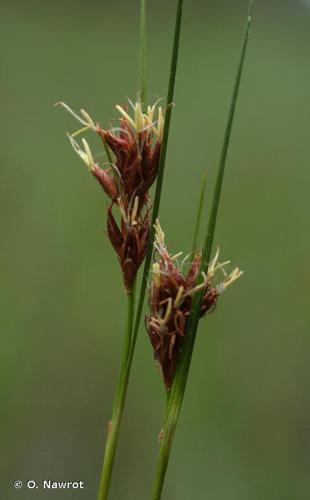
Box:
left=57, top=1, right=184, bottom=499
left=56, top=0, right=253, bottom=498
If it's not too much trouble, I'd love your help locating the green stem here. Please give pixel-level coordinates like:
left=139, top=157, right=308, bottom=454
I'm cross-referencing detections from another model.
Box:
left=140, top=0, right=147, bottom=109
left=151, top=3, right=253, bottom=499
left=130, top=0, right=184, bottom=359
left=192, top=169, right=208, bottom=254
left=97, top=284, right=136, bottom=500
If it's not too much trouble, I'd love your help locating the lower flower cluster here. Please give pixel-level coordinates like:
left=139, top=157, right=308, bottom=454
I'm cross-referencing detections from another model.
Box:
left=146, top=221, right=243, bottom=389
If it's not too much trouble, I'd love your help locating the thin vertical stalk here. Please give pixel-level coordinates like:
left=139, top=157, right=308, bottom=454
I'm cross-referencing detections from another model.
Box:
left=151, top=3, right=253, bottom=499
left=130, top=0, right=184, bottom=353
left=192, top=169, right=208, bottom=254
left=140, top=0, right=147, bottom=109
left=97, top=284, right=136, bottom=500
left=165, top=168, right=208, bottom=407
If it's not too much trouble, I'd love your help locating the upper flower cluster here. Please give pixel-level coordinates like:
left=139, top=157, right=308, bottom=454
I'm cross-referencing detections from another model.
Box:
left=146, top=221, right=243, bottom=389
left=99, top=102, right=163, bottom=210
left=58, top=100, right=164, bottom=292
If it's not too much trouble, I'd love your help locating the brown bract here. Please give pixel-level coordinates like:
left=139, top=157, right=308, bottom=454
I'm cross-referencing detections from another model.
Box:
left=146, top=247, right=218, bottom=390
left=91, top=164, right=119, bottom=202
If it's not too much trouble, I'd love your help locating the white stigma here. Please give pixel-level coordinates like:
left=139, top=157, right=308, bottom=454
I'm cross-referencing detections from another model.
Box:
left=116, top=100, right=164, bottom=140
left=56, top=102, right=96, bottom=131
left=67, top=134, right=95, bottom=172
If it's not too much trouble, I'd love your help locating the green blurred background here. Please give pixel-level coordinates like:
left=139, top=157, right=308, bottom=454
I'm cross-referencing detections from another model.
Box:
left=1, top=0, right=309, bottom=498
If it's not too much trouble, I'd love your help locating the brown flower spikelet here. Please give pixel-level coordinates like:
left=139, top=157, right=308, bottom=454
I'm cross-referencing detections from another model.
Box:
left=146, top=221, right=243, bottom=390
left=59, top=101, right=164, bottom=292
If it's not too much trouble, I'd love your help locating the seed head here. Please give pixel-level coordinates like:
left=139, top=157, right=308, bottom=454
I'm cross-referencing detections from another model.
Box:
left=146, top=220, right=243, bottom=389
left=98, top=101, right=164, bottom=212
left=58, top=99, right=165, bottom=292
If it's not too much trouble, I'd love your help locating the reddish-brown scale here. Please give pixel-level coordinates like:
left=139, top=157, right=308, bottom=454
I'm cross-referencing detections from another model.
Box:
left=92, top=165, right=119, bottom=201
